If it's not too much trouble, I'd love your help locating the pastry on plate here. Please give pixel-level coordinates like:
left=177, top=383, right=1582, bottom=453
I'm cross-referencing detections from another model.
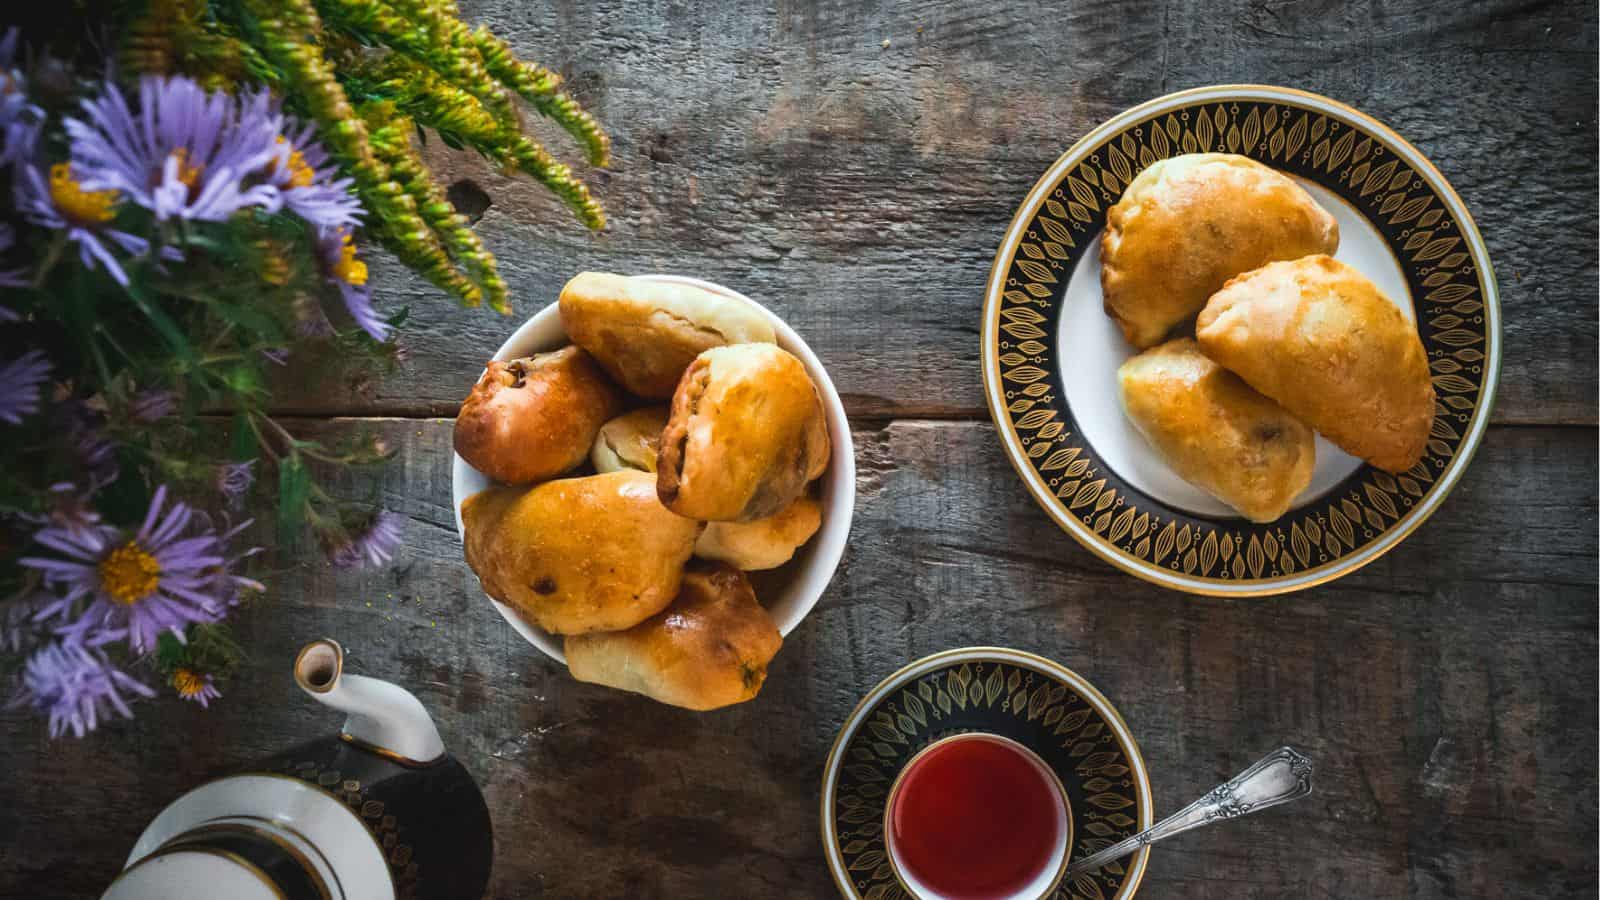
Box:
left=559, top=272, right=776, bottom=397
left=590, top=406, right=670, bottom=474
left=694, top=495, right=823, bottom=570
left=453, top=346, right=622, bottom=484
left=657, top=343, right=831, bottom=521
left=1118, top=338, right=1315, bottom=522
left=1197, top=255, right=1434, bottom=473
left=1101, top=153, right=1339, bottom=348
left=460, top=471, right=702, bottom=635
left=565, top=562, right=783, bottom=711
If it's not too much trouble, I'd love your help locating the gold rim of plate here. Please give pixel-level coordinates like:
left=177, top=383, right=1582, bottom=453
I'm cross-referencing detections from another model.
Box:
left=980, top=84, right=1502, bottom=596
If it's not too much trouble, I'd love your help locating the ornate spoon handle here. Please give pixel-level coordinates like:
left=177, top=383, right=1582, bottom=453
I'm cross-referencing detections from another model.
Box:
left=1064, top=746, right=1314, bottom=879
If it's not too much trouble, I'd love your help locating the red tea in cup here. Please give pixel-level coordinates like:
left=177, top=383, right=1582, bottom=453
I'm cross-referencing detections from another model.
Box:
left=885, top=734, right=1071, bottom=900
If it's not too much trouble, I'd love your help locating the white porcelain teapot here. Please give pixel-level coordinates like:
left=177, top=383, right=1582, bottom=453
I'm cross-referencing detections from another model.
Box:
left=103, top=639, right=493, bottom=900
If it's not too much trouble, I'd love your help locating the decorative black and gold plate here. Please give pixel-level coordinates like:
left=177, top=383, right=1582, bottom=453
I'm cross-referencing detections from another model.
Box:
left=981, top=85, right=1501, bottom=595
left=822, top=648, right=1153, bottom=900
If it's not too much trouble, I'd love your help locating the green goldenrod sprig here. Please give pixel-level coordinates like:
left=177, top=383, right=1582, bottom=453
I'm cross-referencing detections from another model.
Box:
left=243, top=0, right=482, bottom=307
left=363, top=101, right=509, bottom=312
left=360, top=54, right=605, bottom=229
left=314, top=0, right=515, bottom=124
left=467, top=23, right=610, bottom=166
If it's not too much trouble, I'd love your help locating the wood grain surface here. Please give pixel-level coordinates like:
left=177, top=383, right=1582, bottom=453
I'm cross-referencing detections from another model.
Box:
left=1, top=0, right=1596, bottom=898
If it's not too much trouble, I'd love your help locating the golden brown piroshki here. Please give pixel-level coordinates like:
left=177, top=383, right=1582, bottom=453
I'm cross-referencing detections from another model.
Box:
left=564, top=562, right=783, bottom=711
left=1117, top=338, right=1315, bottom=522
left=694, top=495, right=823, bottom=570
left=461, top=471, right=702, bottom=635
left=1196, top=254, right=1434, bottom=473
left=656, top=343, right=831, bottom=522
left=590, top=406, right=670, bottom=474
left=453, top=346, right=622, bottom=484
left=559, top=272, right=776, bottom=397
left=1101, top=153, right=1339, bottom=348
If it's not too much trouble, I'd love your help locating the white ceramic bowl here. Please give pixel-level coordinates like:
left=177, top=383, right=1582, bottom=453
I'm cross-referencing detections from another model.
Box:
left=451, top=275, right=856, bottom=663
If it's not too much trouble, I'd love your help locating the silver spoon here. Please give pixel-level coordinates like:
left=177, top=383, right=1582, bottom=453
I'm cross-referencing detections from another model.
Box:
left=1064, top=746, right=1315, bottom=878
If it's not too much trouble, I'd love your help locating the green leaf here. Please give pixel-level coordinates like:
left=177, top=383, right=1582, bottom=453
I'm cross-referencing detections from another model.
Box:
left=224, top=363, right=264, bottom=397
left=123, top=277, right=196, bottom=363
left=277, top=454, right=310, bottom=546
left=155, top=632, right=189, bottom=671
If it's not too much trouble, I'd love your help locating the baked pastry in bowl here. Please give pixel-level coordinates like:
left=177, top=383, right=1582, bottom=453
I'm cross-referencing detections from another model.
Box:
left=460, top=471, right=701, bottom=635
left=657, top=344, right=831, bottom=522
left=452, top=275, right=854, bottom=664
left=1197, top=254, right=1434, bottom=473
left=1101, top=153, right=1339, bottom=348
left=453, top=347, right=622, bottom=484
left=590, top=406, right=669, bottom=474
left=565, top=562, right=783, bottom=711
left=1117, top=338, right=1315, bottom=522
left=694, top=496, right=823, bottom=571
left=559, top=272, right=776, bottom=397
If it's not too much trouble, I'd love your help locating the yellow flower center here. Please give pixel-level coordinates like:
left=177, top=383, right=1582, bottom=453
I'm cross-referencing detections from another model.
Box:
left=48, top=163, right=120, bottom=225
left=332, top=233, right=367, bottom=286
left=172, top=668, right=206, bottom=698
left=169, top=147, right=204, bottom=192
left=270, top=135, right=315, bottom=189
left=98, top=541, right=162, bottom=605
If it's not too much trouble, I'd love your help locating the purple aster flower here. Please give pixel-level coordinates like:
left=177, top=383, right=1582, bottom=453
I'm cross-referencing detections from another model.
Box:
left=128, top=387, right=176, bottom=423
left=20, top=485, right=256, bottom=653
left=330, top=509, right=404, bottom=569
left=216, top=460, right=255, bottom=508
left=0, top=349, right=50, bottom=424
left=267, top=120, right=362, bottom=231
left=171, top=667, right=221, bottom=708
left=15, top=156, right=150, bottom=287
left=316, top=226, right=388, bottom=342
left=65, top=77, right=284, bottom=224
left=10, top=640, right=154, bottom=738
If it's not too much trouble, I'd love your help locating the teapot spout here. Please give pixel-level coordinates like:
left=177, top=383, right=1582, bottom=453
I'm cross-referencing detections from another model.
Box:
left=293, top=639, right=445, bottom=765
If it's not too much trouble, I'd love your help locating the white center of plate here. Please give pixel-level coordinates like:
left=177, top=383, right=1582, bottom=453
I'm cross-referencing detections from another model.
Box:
left=1056, top=179, right=1414, bottom=520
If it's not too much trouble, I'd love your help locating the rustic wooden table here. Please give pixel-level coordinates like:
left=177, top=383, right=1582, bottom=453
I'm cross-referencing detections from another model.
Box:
left=3, top=1, right=1596, bottom=897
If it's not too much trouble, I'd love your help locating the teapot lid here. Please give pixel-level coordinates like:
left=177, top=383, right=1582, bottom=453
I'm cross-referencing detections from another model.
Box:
left=102, top=850, right=282, bottom=900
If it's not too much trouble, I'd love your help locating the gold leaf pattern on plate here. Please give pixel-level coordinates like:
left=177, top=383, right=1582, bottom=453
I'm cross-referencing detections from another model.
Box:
left=988, top=92, right=1491, bottom=593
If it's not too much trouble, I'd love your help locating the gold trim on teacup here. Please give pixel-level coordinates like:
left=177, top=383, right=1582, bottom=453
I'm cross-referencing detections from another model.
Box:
left=979, top=84, right=1501, bottom=596
left=221, top=815, right=347, bottom=900
left=158, top=821, right=333, bottom=900
left=111, top=844, right=289, bottom=899
left=882, top=732, right=1075, bottom=900
left=821, top=647, right=1153, bottom=900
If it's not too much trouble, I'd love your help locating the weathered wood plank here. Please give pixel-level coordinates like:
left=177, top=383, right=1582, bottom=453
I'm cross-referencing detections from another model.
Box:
left=0, top=419, right=1592, bottom=897
left=264, top=0, right=1599, bottom=425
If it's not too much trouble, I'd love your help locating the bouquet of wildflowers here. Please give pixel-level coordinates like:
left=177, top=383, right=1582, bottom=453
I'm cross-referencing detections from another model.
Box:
left=1, top=2, right=609, bottom=738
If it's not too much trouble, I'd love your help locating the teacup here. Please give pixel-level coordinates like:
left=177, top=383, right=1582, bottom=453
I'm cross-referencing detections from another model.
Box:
left=884, top=733, right=1073, bottom=900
